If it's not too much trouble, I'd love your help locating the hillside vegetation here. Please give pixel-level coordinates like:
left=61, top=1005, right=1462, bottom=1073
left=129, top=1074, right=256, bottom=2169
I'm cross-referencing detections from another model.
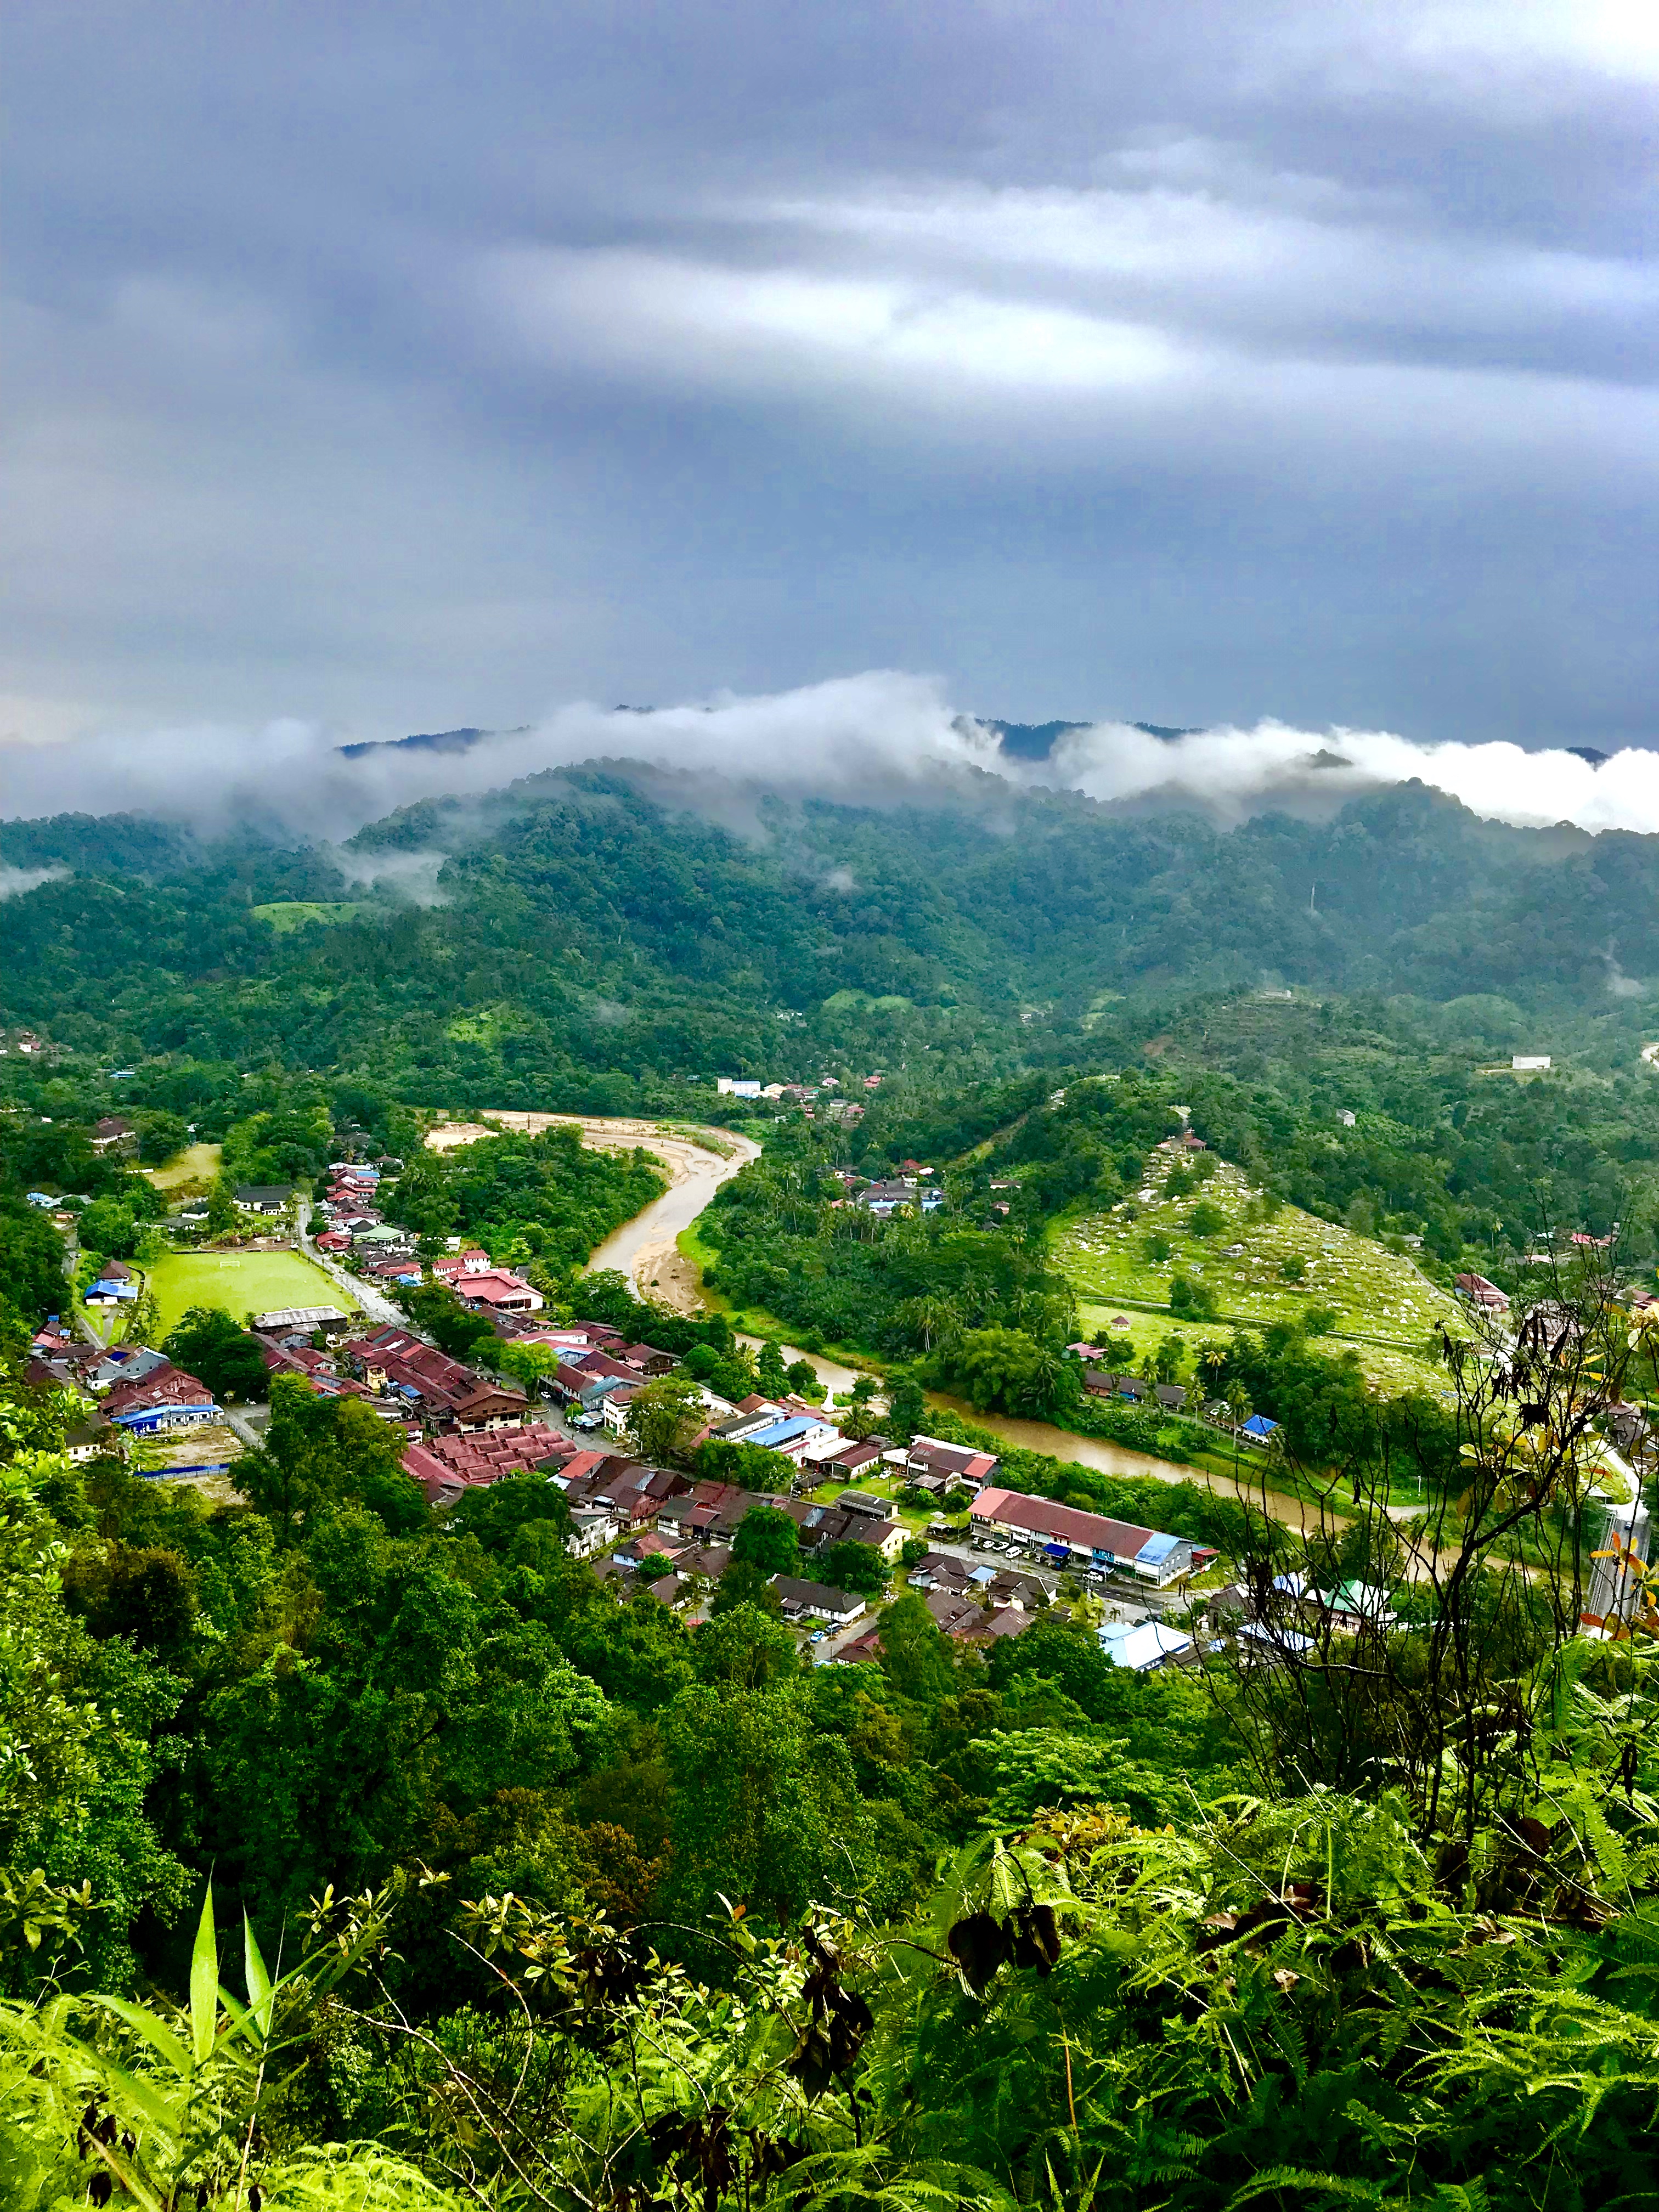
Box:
left=4, top=1250, right=1659, bottom=2209
left=1058, top=1150, right=1461, bottom=1397
left=10, top=770, right=1659, bottom=1110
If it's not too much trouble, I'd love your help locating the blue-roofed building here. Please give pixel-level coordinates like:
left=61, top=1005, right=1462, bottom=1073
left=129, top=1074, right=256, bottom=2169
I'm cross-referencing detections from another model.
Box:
left=745, top=1414, right=836, bottom=1464
left=1099, top=1618, right=1194, bottom=1671
left=1133, top=1531, right=1193, bottom=1581
left=1239, top=1413, right=1279, bottom=1445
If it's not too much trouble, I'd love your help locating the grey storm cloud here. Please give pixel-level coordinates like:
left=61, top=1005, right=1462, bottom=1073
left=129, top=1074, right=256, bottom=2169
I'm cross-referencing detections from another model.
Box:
left=4, top=1, right=1659, bottom=768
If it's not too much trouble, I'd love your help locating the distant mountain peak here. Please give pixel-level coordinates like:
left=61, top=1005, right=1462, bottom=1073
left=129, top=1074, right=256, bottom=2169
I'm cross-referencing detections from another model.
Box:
left=985, top=718, right=1197, bottom=761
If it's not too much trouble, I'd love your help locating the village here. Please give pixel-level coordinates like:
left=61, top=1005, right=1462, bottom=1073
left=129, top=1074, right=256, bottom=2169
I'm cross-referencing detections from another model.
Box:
left=29, top=1267, right=1214, bottom=1667
left=28, top=1105, right=1659, bottom=1673
left=25, top=1121, right=1221, bottom=1671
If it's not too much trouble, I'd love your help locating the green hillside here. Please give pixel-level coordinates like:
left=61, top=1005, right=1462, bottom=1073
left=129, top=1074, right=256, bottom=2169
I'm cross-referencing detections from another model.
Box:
left=1056, top=1148, right=1463, bottom=1396
left=11, top=771, right=1659, bottom=1105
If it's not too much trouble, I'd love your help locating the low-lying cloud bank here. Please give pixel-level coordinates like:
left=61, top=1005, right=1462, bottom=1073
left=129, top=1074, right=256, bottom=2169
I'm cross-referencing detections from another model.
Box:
left=1, top=672, right=1654, bottom=844
left=0, top=864, right=69, bottom=899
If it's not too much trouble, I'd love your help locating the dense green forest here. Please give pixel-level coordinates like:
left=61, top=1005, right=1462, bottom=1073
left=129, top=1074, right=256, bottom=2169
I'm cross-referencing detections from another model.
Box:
left=387, top=1127, right=668, bottom=1279
left=7, top=1252, right=1659, bottom=2207
left=8, top=767, right=1659, bottom=1111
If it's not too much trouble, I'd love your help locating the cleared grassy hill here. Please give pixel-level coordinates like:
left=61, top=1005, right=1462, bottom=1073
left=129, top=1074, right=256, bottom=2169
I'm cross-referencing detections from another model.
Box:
left=1054, top=1150, right=1462, bottom=1397
left=250, top=900, right=365, bottom=933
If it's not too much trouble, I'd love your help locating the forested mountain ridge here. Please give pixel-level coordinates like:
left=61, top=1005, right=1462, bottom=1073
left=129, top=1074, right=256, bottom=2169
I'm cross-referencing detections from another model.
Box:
left=6, top=765, right=1659, bottom=1109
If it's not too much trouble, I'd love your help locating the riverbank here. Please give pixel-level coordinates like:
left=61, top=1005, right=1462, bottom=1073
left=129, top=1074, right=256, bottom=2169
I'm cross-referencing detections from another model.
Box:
left=422, top=1114, right=761, bottom=1302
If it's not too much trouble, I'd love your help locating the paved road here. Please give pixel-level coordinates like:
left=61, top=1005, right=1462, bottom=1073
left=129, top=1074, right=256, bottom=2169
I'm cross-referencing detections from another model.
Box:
left=295, top=1200, right=405, bottom=1325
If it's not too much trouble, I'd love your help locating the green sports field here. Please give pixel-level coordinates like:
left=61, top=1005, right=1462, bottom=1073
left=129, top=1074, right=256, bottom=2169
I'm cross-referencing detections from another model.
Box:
left=145, top=1249, right=359, bottom=1335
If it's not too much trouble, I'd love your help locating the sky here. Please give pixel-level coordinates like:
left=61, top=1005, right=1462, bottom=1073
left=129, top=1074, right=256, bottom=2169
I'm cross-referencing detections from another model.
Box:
left=5, top=1, right=1659, bottom=766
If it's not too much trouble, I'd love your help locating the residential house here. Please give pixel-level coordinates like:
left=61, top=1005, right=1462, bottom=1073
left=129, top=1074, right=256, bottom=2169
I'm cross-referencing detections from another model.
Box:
left=1454, top=1272, right=1510, bottom=1312
left=402, top=1442, right=469, bottom=1510
left=802, top=1436, right=885, bottom=1477
left=86, top=1345, right=172, bottom=1394
left=567, top=1508, right=620, bottom=1558
left=351, top=1224, right=411, bottom=1254
left=261, top=1341, right=336, bottom=1382
left=857, top=1178, right=918, bottom=1216
left=541, top=1447, right=610, bottom=1487
left=911, top=1588, right=1032, bottom=1646
left=654, top=1480, right=766, bottom=1545
left=1099, top=1620, right=1194, bottom=1671
left=235, top=1186, right=294, bottom=1214
left=567, top=1321, right=629, bottom=1350
left=429, top=1248, right=492, bottom=1284
left=104, top=1364, right=219, bottom=1434
left=770, top=1576, right=866, bottom=1627
left=618, top=1342, right=679, bottom=1377
left=337, top=1326, right=481, bottom=1418
left=63, top=1414, right=121, bottom=1463
left=672, top=1543, right=733, bottom=1582
left=738, top=1413, right=839, bottom=1465
left=905, top=1553, right=977, bottom=1600
left=616, top=1530, right=684, bottom=1571
left=84, top=1275, right=140, bottom=1308
left=565, top=1459, right=689, bottom=1530
left=641, top=1571, right=697, bottom=1610
left=601, top=1385, right=641, bottom=1434
left=903, top=1436, right=1000, bottom=1492
left=705, top=1401, right=791, bottom=1445
left=452, top=1384, right=532, bottom=1432
left=90, top=1115, right=137, bottom=1156
left=832, top=1488, right=890, bottom=1519
left=986, top=1568, right=1055, bottom=1611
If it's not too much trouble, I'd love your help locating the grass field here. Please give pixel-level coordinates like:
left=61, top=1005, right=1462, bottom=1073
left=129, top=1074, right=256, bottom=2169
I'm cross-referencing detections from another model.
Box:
left=140, top=1141, right=223, bottom=1191
left=250, top=900, right=364, bottom=933
left=145, top=1249, right=358, bottom=1334
left=1054, top=1153, right=1462, bottom=1397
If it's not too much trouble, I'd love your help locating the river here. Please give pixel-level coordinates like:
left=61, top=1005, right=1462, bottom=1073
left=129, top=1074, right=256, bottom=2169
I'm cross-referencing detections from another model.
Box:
left=436, top=1110, right=1320, bottom=1532
left=425, top=1113, right=761, bottom=1301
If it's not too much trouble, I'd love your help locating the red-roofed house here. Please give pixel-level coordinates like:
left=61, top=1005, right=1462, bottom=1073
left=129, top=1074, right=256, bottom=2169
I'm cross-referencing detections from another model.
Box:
left=452, top=1384, right=532, bottom=1432
left=431, top=1248, right=492, bottom=1283
left=457, top=1270, right=544, bottom=1314
left=970, top=1487, right=1190, bottom=1584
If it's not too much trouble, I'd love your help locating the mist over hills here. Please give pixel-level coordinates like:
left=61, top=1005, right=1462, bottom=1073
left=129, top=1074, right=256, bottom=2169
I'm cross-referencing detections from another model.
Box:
left=4, top=753, right=1659, bottom=1106
left=335, top=716, right=1202, bottom=768
left=3, top=673, right=1654, bottom=853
